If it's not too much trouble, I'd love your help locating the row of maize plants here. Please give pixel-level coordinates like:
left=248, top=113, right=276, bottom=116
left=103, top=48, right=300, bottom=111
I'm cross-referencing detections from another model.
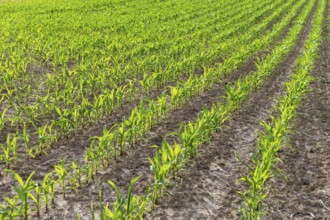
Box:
left=238, top=0, right=326, bottom=218
left=67, top=0, right=303, bottom=191
left=82, top=0, right=298, bottom=175
left=0, top=0, right=256, bottom=119
left=0, top=0, right=251, bottom=161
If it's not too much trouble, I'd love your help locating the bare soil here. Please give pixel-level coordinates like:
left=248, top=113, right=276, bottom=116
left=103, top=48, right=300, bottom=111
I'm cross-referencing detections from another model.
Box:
left=0, top=0, right=287, bottom=209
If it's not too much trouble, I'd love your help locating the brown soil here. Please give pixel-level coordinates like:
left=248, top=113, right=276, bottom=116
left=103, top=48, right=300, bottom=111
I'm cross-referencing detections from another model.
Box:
left=144, top=2, right=317, bottom=220
left=265, top=3, right=330, bottom=219
left=0, top=15, right=261, bottom=199
left=0, top=0, right=271, bottom=139
left=0, top=33, right=259, bottom=219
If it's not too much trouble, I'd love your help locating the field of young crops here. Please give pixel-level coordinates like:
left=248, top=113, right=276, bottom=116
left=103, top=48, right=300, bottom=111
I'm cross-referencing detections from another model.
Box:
left=0, top=0, right=329, bottom=219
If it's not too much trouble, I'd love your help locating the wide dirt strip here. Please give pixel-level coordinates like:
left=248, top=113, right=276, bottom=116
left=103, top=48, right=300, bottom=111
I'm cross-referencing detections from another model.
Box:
left=145, top=2, right=318, bottom=220
left=265, top=2, right=330, bottom=219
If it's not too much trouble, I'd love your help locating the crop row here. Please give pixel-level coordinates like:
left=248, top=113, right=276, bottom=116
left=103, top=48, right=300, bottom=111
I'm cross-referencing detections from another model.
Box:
left=0, top=0, right=258, bottom=107
left=238, top=0, right=325, bottom=218
left=2, top=0, right=312, bottom=217
left=81, top=0, right=300, bottom=177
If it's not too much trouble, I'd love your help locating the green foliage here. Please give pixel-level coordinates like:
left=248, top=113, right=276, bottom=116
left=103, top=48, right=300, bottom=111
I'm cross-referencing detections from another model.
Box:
left=0, top=134, right=18, bottom=169
left=54, top=159, right=68, bottom=198
left=5, top=170, right=36, bottom=220
left=104, top=176, right=147, bottom=219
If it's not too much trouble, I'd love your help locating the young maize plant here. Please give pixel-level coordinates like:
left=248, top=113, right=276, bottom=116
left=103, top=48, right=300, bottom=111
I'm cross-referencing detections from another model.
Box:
left=22, top=123, right=33, bottom=159
left=5, top=170, right=36, bottom=220
left=69, top=161, right=83, bottom=189
left=238, top=0, right=325, bottom=218
left=0, top=104, right=9, bottom=132
left=147, top=140, right=183, bottom=205
left=0, top=134, right=18, bottom=169
left=148, top=148, right=171, bottom=205
left=32, top=123, right=47, bottom=155
left=103, top=176, right=148, bottom=219
left=40, top=172, right=54, bottom=213
left=31, top=183, right=42, bottom=217
left=0, top=196, right=21, bottom=220
left=54, top=159, right=68, bottom=198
